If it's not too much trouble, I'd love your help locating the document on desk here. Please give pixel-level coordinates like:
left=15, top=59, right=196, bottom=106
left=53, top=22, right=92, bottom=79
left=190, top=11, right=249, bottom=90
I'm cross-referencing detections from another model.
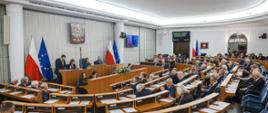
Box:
left=100, top=99, right=118, bottom=104
left=80, top=100, right=90, bottom=105
left=123, top=107, right=137, bottom=112
left=210, top=101, right=230, bottom=110
left=14, top=111, right=23, bottom=113
left=159, top=98, right=174, bottom=103
left=199, top=108, right=218, bottom=113
left=44, top=99, right=59, bottom=104
left=119, top=97, right=130, bottom=100
left=0, top=89, right=11, bottom=93
left=69, top=101, right=80, bottom=105
left=127, top=94, right=136, bottom=98
left=110, top=109, right=124, bottom=113
left=48, top=88, right=60, bottom=92
left=60, top=90, right=71, bottom=94
left=9, top=91, right=23, bottom=95
left=20, top=94, right=35, bottom=99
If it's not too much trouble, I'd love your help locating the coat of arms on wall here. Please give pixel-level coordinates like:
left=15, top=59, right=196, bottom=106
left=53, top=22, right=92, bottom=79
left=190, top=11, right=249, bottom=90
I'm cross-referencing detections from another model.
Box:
left=70, top=23, right=85, bottom=44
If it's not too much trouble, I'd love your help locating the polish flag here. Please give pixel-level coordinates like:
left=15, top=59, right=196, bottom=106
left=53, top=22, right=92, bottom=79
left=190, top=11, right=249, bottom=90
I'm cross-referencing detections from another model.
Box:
left=106, top=40, right=115, bottom=64
left=25, top=38, right=42, bottom=81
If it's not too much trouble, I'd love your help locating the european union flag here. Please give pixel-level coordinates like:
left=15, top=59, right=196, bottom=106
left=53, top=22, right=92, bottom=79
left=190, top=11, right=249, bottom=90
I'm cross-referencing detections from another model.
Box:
left=38, top=38, right=53, bottom=81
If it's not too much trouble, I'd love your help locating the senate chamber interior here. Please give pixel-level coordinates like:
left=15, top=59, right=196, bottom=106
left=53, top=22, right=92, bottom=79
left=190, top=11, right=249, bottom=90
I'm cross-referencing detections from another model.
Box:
left=1, top=0, right=268, bottom=113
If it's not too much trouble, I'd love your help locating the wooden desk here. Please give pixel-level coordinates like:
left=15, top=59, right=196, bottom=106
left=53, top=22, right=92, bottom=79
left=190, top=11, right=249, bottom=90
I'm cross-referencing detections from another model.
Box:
left=47, top=82, right=76, bottom=94
left=146, top=93, right=219, bottom=113
left=60, top=64, right=123, bottom=86
left=85, top=68, right=148, bottom=94
left=0, top=83, right=43, bottom=103
left=176, top=64, right=192, bottom=71
left=135, top=90, right=173, bottom=112
left=219, top=74, right=239, bottom=101
left=54, top=104, right=87, bottom=113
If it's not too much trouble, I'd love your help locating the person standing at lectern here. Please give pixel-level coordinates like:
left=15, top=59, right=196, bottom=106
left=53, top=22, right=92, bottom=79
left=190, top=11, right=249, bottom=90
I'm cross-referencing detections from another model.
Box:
left=94, top=56, right=103, bottom=65
left=55, top=54, right=67, bottom=84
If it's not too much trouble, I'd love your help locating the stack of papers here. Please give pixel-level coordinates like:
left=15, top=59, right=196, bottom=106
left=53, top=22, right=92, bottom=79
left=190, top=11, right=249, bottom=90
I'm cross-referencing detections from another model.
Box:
left=48, top=88, right=60, bottom=92
left=159, top=98, right=174, bottom=103
left=199, top=108, right=218, bottom=113
left=20, top=94, right=35, bottom=99
left=209, top=101, right=230, bottom=111
left=80, top=100, right=90, bottom=105
left=100, top=99, right=118, bottom=104
left=69, top=101, right=80, bottom=105
left=60, top=90, right=71, bottom=94
left=123, top=107, right=137, bottom=112
left=9, top=91, right=23, bottom=95
left=127, top=94, right=136, bottom=98
left=119, top=97, right=129, bottom=100
left=44, top=99, right=59, bottom=104
left=110, top=109, right=124, bottom=113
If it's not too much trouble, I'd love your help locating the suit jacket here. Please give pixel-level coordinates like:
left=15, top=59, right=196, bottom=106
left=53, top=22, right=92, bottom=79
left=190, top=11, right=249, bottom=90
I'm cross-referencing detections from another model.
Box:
left=94, top=59, right=103, bottom=65
left=203, top=82, right=218, bottom=97
left=248, top=77, right=265, bottom=92
left=68, top=64, right=77, bottom=69
left=165, top=85, right=176, bottom=98
left=179, top=93, right=194, bottom=104
left=55, top=58, right=66, bottom=73
left=217, top=75, right=225, bottom=84
left=173, top=77, right=185, bottom=84
left=43, top=91, right=49, bottom=102
left=136, top=89, right=152, bottom=97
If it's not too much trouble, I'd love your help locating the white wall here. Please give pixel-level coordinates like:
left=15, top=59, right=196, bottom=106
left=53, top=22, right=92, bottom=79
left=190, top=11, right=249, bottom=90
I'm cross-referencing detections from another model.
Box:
left=124, top=26, right=156, bottom=64
left=156, top=25, right=268, bottom=56
left=24, top=10, right=156, bottom=68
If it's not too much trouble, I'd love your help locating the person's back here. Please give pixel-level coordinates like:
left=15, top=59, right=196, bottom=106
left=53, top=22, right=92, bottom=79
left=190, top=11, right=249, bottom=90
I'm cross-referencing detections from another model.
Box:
left=136, top=88, right=151, bottom=97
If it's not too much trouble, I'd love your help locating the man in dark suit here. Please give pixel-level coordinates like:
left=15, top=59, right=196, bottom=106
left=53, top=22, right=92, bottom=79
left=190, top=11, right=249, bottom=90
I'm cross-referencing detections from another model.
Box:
left=172, top=71, right=186, bottom=84
left=246, top=68, right=265, bottom=93
left=55, top=54, right=67, bottom=84
left=135, top=83, right=152, bottom=97
left=94, top=56, right=103, bottom=65
left=161, top=78, right=176, bottom=98
left=217, top=68, right=226, bottom=84
left=202, top=75, right=218, bottom=97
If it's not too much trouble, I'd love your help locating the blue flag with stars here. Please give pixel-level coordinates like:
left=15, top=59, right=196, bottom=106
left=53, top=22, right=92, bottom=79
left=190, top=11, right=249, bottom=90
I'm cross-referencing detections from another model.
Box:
left=38, top=38, right=53, bottom=81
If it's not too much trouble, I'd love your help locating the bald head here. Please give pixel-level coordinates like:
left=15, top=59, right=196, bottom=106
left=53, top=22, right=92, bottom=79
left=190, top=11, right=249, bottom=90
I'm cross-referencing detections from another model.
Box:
left=166, top=78, right=174, bottom=86
left=252, top=68, right=261, bottom=80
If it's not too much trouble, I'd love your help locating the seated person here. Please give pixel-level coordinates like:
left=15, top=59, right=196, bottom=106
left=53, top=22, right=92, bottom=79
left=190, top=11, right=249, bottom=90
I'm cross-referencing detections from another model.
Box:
left=0, top=102, right=15, bottom=113
left=148, top=73, right=159, bottom=81
left=94, top=56, right=103, bottom=65
left=139, top=72, right=149, bottom=83
left=30, top=80, right=40, bottom=89
left=217, top=68, right=226, bottom=84
left=160, top=78, right=176, bottom=98
left=82, top=58, right=91, bottom=68
left=40, top=83, right=49, bottom=101
left=68, top=59, right=77, bottom=69
left=201, top=75, right=218, bottom=97
left=9, top=80, right=18, bottom=85
left=126, top=63, right=132, bottom=71
left=131, top=77, right=141, bottom=93
left=78, top=73, right=88, bottom=86
left=176, top=85, right=194, bottom=104
left=18, top=76, right=31, bottom=87
left=172, top=71, right=185, bottom=84
left=89, top=71, right=97, bottom=79
left=135, top=83, right=152, bottom=97
left=248, top=69, right=265, bottom=92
